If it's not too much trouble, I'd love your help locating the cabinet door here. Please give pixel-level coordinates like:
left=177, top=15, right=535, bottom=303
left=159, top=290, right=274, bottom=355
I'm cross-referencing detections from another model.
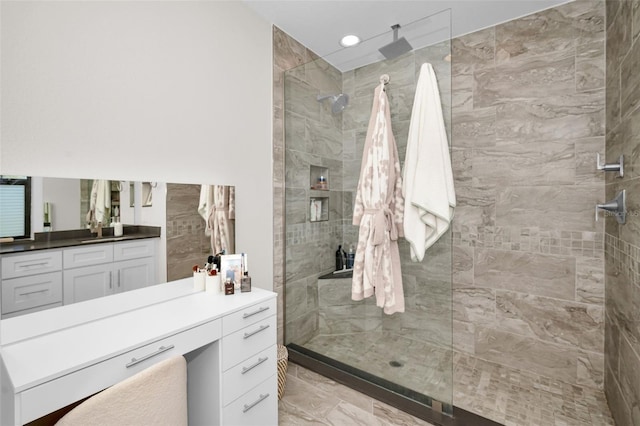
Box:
left=114, top=257, right=155, bottom=293
left=63, top=264, right=113, bottom=304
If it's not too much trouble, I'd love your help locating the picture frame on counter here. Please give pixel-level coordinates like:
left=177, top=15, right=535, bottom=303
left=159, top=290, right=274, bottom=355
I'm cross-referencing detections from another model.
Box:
left=219, top=254, right=244, bottom=284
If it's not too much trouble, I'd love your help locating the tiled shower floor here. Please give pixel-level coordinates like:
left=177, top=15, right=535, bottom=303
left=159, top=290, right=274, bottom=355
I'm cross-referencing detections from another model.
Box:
left=304, top=333, right=614, bottom=426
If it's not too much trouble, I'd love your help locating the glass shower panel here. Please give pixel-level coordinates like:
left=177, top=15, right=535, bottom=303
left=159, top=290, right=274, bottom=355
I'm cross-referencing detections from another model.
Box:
left=285, top=8, right=453, bottom=415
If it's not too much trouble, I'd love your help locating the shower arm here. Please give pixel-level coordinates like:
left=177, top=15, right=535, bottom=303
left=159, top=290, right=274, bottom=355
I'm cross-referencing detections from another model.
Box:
left=316, top=94, right=335, bottom=102
left=391, top=24, right=400, bottom=42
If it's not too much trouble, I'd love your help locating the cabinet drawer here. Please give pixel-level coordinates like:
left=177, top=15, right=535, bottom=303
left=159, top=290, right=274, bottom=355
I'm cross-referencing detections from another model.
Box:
left=1, top=250, right=62, bottom=279
left=223, top=344, right=276, bottom=406
left=113, top=239, right=155, bottom=262
left=223, top=297, right=276, bottom=336
left=19, top=318, right=222, bottom=424
left=222, top=314, right=276, bottom=371
left=2, top=272, right=63, bottom=314
left=222, top=374, right=277, bottom=426
left=64, top=245, right=113, bottom=269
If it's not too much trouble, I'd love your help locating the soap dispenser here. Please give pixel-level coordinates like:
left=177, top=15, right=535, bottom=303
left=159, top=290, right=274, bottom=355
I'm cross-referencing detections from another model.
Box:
left=114, top=217, right=123, bottom=237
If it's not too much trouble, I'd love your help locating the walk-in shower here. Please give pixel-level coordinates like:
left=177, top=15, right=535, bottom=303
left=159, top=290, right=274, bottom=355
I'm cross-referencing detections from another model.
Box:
left=284, top=8, right=455, bottom=423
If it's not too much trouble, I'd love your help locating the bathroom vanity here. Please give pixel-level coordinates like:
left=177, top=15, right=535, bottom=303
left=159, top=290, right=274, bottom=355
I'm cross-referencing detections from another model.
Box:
left=0, top=279, right=278, bottom=425
left=0, top=230, right=160, bottom=319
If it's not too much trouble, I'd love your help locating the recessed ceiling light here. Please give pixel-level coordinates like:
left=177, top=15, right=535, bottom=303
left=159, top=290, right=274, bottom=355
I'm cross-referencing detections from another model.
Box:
left=340, top=34, right=360, bottom=47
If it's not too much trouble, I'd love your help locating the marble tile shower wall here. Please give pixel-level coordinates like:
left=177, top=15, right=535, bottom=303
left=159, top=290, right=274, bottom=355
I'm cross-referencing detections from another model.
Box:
left=274, top=26, right=311, bottom=345
left=450, top=0, right=607, bottom=390
left=341, top=42, right=454, bottom=350
left=280, top=29, right=348, bottom=345
left=603, top=1, right=640, bottom=425
left=165, top=183, right=210, bottom=282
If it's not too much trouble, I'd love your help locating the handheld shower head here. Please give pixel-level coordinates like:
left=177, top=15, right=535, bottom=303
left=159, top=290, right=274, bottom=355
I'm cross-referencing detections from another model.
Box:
left=317, top=93, right=350, bottom=114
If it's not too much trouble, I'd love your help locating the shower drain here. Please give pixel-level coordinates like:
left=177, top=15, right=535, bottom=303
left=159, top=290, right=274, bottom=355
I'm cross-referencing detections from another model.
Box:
left=389, top=360, right=404, bottom=367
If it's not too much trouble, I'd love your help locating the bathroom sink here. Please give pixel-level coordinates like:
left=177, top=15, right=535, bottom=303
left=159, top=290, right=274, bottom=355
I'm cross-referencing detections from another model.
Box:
left=79, top=237, right=127, bottom=244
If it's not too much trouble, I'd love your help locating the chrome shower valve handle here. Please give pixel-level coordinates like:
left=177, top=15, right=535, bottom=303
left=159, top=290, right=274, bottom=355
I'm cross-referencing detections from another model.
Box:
left=596, top=153, right=624, bottom=178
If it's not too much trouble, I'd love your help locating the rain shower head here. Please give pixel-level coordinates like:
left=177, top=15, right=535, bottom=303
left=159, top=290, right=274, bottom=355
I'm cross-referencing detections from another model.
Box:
left=317, top=93, right=350, bottom=114
left=379, top=24, right=413, bottom=60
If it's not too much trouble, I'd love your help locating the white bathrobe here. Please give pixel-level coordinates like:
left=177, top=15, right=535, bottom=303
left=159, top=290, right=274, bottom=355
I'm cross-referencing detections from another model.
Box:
left=86, top=179, right=111, bottom=225
left=403, top=63, right=456, bottom=262
left=198, top=185, right=235, bottom=254
left=352, top=79, right=405, bottom=315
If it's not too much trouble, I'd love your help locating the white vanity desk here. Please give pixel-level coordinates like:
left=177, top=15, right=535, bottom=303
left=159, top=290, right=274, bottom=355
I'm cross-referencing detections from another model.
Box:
left=0, top=279, right=278, bottom=425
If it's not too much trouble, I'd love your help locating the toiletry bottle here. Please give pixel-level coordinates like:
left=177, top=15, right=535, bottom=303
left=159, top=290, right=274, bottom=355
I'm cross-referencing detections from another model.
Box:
left=347, top=245, right=355, bottom=269
left=342, top=246, right=347, bottom=269
left=206, top=269, right=220, bottom=293
left=43, top=202, right=52, bottom=232
left=241, top=271, right=252, bottom=292
left=336, top=245, right=344, bottom=270
left=317, top=175, right=327, bottom=190
left=224, top=277, right=235, bottom=295
left=310, top=199, right=317, bottom=221
left=114, top=218, right=123, bottom=237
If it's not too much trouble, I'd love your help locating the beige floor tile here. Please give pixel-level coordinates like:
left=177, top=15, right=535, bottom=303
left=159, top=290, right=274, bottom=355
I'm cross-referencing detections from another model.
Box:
left=326, top=401, right=389, bottom=426
left=280, top=374, right=340, bottom=419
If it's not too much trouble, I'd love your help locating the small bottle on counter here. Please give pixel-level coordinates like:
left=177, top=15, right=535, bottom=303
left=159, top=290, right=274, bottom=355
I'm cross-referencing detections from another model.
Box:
left=241, top=271, right=252, bottom=292
left=224, top=277, right=235, bottom=295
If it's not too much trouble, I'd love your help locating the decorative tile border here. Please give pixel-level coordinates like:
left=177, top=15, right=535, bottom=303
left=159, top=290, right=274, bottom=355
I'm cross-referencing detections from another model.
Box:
left=454, top=226, right=604, bottom=259
left=605, top=234, right=640, bottom=286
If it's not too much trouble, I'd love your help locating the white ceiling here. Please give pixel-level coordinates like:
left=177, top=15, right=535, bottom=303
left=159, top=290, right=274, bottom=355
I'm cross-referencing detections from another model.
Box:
left=244, top=0, right=570, bottom=71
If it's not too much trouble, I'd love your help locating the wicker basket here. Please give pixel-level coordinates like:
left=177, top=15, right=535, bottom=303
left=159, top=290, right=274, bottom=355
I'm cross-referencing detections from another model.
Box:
left=277, top=344, right=288, bottom=400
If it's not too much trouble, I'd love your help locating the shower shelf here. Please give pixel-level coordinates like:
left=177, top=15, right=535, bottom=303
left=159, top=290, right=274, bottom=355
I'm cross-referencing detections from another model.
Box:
left=310, top=165, right=329, bottom=190
left=309, top=194, right=328, bottom=222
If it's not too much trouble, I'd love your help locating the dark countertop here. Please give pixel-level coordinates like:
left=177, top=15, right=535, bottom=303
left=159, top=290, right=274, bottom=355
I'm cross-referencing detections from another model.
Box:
left=0, top=226, right=161, bottom=255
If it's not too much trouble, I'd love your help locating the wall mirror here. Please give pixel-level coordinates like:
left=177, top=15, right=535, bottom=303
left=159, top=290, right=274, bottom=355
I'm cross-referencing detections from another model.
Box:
left=0, top=175, right=236, bottom=318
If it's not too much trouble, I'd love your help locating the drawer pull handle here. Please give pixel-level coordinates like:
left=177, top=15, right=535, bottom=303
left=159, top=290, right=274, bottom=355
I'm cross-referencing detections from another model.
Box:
left=244, top=324, right=270, bottom=339
left=241, top=356, right=269, bottom=375
left=243, top=393, right=270, bottom=413
left=20, top=262, right=49, bottom=269
left=126, top=344, right=174, bottom=368
left=19, top=289, right=48, bottom=296
left=243, top=306, right=270, bottom=319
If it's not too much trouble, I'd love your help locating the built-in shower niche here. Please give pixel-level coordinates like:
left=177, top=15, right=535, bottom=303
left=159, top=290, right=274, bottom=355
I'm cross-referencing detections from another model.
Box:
left=309, top=194, right=328, bottom=222
left=309, top=165, right=329, bottom=191
left=309, top=165, right=329, bottom=222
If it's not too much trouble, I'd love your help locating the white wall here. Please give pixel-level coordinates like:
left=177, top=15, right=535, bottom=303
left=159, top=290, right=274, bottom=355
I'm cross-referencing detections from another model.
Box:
left=42, top=178, right=81, bottom=231
left=1, top=1, right=273, bottom=289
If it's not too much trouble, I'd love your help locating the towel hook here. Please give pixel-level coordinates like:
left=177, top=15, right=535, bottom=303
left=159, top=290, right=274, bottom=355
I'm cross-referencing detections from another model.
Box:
left=379, top=74, right=390, bottom=85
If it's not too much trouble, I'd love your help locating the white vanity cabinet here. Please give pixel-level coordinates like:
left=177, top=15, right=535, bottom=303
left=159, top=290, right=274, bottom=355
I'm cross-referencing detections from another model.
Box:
left=63, top=240, right=156, bottom=304
left=1, top=238, right=158, bottom=316
left=0, top=281, right=279, bottom=426
left=1, top=250, right=64, bottom=318
left=221, top=298, right=278, bottom=425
